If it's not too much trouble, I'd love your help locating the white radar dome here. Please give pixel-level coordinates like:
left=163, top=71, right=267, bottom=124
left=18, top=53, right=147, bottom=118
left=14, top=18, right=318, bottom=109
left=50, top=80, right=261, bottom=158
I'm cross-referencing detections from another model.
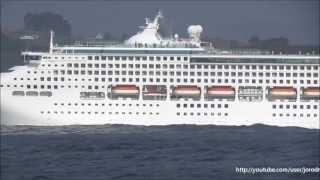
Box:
left=187, top=25, right=203, bottom=40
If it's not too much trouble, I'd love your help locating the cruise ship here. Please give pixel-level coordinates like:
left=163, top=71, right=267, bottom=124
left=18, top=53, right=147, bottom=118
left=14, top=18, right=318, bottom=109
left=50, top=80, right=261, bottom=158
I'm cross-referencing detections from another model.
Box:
left=1, top=12, right=320, bottom=128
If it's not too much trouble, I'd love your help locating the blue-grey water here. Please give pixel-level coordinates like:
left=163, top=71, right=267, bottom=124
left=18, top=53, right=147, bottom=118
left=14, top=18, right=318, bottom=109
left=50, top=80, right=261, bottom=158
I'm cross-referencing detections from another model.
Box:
left=1, top=124, right=319, bottom=180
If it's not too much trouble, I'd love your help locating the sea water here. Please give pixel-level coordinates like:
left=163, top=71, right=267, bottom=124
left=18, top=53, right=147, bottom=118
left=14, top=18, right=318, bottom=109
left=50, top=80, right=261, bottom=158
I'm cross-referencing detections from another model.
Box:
left=1, top=124, right=319, bottom=180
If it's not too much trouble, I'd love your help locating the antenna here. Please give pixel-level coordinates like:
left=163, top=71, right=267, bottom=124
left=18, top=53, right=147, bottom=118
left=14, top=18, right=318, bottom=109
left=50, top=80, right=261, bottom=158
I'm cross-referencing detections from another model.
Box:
left=49, top=30, right=54, bottom=54
left=157, top=10, right=163, bottom=19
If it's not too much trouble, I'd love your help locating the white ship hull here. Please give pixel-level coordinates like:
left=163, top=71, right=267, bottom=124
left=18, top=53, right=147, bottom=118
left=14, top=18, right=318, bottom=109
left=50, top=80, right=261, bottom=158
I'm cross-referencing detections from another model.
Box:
left=1, top=88, right=319, bottom=129
left=1, top=12, right=319, bottom=129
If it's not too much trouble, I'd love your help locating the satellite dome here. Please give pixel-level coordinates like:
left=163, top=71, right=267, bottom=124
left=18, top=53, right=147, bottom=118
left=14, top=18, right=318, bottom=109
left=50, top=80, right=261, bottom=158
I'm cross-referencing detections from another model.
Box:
left=187, top=25, right=203, bottom=41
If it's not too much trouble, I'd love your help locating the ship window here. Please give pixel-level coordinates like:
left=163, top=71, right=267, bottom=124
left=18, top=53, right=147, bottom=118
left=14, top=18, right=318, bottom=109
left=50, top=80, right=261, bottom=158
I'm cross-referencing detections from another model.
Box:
left=101, top=56, right=106, bottom=60
left=300, top=66, right=305, bottom=70
left=88, top=56, right=93, bottom=60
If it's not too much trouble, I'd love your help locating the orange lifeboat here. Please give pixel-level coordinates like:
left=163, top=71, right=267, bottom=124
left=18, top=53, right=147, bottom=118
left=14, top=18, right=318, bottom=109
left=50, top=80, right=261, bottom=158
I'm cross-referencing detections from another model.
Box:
left=172, top=85, right=201, bottom=99
left=206, top=86, right=235, bottom=99
left=268, top=86, right=297, bottom=100
left=302, top=87, right=320, bottom=100
left=111, top=85, right=139, bottom=95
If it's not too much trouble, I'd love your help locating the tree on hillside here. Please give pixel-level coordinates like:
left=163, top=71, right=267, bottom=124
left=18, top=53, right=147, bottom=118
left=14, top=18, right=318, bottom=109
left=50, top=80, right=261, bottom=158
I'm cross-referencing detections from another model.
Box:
left=24, top=12, right=72, bottom=37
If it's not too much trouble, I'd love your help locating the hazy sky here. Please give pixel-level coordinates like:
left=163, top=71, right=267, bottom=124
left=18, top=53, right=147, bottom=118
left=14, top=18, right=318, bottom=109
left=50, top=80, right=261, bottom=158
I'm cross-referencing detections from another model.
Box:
left=1, top=0, right=319, bottom=45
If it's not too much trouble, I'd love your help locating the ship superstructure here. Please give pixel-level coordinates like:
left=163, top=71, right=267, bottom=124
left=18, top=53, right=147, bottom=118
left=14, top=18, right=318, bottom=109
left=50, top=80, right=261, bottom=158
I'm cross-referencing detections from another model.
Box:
left=1, top=12, right=319, bottom=128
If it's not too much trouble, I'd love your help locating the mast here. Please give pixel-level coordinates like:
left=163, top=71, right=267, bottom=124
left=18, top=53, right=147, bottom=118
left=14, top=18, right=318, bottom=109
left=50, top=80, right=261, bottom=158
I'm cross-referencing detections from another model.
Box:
left=49, top=30, right=54, bottom=54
